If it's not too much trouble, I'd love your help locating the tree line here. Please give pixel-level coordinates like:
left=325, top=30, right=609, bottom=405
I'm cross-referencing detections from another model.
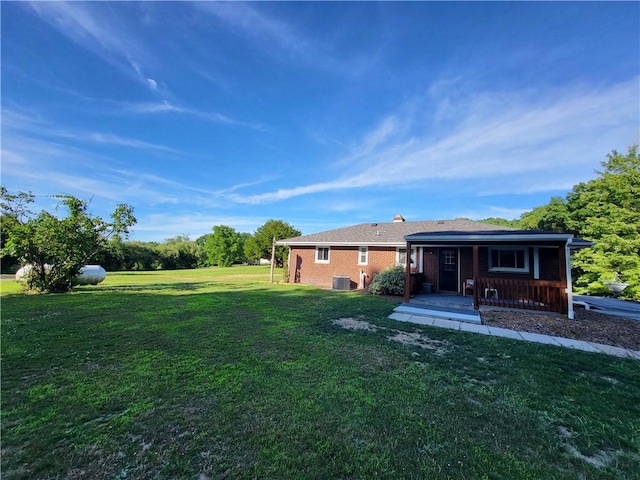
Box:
left=1, top=199, right=300, bottom=277
left=89, top=220, right=301, bottom=272
left=0, top=187, right=300, bottom=292
left=1, top=146, right=637, bottom=297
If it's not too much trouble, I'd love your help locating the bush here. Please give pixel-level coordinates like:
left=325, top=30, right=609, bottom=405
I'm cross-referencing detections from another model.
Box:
left=369, top=266, right=405, bottom=296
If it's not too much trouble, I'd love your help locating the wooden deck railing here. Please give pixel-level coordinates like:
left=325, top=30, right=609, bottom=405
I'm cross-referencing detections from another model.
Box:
left=475, top=277, right=567, bottom=313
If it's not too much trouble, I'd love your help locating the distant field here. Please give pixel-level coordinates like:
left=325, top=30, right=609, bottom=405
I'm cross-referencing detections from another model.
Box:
left=2, top=266, right=639, bottom=479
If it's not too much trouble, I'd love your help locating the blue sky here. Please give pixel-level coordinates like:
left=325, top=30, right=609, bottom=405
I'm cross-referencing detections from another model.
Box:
left=2, top=2, right=638, bottom=241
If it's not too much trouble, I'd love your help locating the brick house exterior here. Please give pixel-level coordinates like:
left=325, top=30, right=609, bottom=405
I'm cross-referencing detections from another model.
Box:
left=277, top=216, right=589, bottom=318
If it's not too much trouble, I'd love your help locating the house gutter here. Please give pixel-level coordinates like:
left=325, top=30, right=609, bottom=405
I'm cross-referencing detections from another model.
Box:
left=275, top=241, right=405, bottom=247
left=405, top=233, right=574, bottom=243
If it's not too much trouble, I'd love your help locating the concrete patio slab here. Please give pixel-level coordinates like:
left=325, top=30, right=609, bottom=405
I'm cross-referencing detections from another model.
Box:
left=394, top=304, right=481, bottom=324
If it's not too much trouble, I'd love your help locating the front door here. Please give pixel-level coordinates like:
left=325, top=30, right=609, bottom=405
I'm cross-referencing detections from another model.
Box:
left=439, top=249, right=458, bottom=292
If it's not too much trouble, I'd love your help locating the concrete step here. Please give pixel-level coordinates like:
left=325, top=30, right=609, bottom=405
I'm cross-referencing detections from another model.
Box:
left=393, top=304, right=481, bottom=325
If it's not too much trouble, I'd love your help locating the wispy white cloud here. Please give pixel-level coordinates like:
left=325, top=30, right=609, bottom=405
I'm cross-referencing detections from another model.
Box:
left=230, top=77, right=639, bottom=204
left=199, top=2, right=313, bottom=60
left=27, top=1, right=160, bottom=92
left=118, top=100, right=266, bottom=130
left=197, top=2, right=376, bottom=76
left=131, top=213, right=266, bottom=241
left=2, top=108, right=184, bottom=155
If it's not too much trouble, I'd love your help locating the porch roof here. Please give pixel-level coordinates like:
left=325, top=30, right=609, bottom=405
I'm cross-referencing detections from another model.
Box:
left=404, top=229, right=575, bottom=244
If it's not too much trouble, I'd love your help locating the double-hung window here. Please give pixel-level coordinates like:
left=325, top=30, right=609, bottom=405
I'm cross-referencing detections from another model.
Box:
left=396, top=247, right=416, bottom=267
left=315, top=246, right=330, bottom=263
left=489, top=247, right=529, bottom=273
left=358, top=246, right=368, bottom=265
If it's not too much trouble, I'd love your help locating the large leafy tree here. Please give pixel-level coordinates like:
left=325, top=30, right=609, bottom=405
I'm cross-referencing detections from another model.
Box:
left=518, top=197, right=573, bottom=233
left=245, top=219, right=301, bottom=267
left=204, top=225, right=246, bottom=267
left=568, top=146, right=640, bottom=299
left=1, top=188, right=136, bottom=293
left=518, top=146, right=639, bottom=299
left=155, top=235, right=204, bottom=269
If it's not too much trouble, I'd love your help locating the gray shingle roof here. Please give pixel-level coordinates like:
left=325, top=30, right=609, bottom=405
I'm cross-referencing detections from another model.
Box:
left=277, top=219, right=520, bottom=246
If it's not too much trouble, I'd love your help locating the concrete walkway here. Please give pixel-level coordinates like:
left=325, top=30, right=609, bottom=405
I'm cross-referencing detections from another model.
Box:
left=574, top=295, right=640, bottom=321
left=389, top=310, right=640, bottom=360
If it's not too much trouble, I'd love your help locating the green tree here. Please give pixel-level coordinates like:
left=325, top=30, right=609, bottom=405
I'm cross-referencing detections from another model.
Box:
left=204, top=225, right=245, bottom=267
left=247, top=219, right=301, bottom=267
left=519, top=197, right=572, bottom=233
left=567, top=146, right=640, bottom=299
left=0, top=214, right=21, bottom=273
left=477, top=217, right=522, bottom=228
left=517, top=146, right=639, bottom=299
left=1, top=188, right=136, bottom=292
left=92, top=236, right=127, bottom=271
left=121, top=241, right=159, bottom=271
left=155, top=235, right=203, bottom=269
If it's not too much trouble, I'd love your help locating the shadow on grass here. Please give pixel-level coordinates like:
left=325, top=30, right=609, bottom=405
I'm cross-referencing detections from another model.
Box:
left=88, top=282, right=209, bottom=293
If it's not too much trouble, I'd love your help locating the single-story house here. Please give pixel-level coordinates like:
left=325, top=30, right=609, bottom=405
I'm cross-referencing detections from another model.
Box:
left=276, top=215, right=590, bottom=318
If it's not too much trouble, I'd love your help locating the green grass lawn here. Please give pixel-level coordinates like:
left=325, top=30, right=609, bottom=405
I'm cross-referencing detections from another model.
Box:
left=2, top=266, right=639, bottom=479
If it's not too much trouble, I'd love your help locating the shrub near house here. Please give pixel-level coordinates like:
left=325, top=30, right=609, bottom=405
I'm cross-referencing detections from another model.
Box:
left=369, top=266, right=404, bottom=295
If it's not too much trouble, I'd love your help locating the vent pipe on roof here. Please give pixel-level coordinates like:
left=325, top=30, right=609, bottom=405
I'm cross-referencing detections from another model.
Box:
left=393, top=214, right=405, bottom=223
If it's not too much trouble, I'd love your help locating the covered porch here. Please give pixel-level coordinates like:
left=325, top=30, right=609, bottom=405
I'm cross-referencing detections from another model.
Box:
left=402, top=230, right=584, bottom=318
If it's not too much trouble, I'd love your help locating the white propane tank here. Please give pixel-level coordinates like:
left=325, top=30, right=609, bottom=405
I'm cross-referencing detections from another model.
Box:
left=15, top=264, right=52, bottom=280
left=76, top=265, right=107, bottom=285
left=15, top=264, right=106, bottom=285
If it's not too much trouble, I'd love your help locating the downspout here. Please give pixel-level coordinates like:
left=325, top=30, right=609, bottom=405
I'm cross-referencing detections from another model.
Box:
left=565, top=238, right=575, bottom=320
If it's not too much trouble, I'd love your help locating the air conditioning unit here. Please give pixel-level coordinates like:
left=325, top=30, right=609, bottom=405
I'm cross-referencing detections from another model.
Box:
left=332, top=275, right=351, bottom=291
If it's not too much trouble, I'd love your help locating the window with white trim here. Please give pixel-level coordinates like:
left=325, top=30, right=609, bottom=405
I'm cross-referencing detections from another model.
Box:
left=489, top=247, right=529, bottom=272
left=315, top=246, right=330, bottom=263
left=396, top=247, right=416, bottom=267
left=358, top=246, right=368, bottom=265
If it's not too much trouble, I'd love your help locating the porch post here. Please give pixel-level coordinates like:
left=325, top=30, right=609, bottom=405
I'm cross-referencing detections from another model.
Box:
left=472, top=245, right=479, bottom=310
left=559, top=240, right=571, bottom=317
left=404, top=241, right=412, bottom=303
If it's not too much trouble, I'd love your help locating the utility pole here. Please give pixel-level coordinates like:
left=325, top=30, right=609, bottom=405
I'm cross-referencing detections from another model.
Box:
left=270, top=236, right=276, bottom=283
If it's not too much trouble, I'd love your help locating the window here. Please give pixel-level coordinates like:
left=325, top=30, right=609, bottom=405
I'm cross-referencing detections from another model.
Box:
left=396, top=247, right=416, bottom=267
left=315, top=247, right=330, bottom=263
left=442, top=250, right=456, bottom=272
left=358, top=246, right=368, bottom=265
left=489, top=247, right=529, bottom=272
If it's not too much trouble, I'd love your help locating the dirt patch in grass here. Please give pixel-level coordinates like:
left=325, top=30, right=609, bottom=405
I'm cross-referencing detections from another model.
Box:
left=333, top=317, right=451, bottom=354
left=333, top=318, right=380, bottom=331
left=557, top=425, right=632, bottom=469
left=482, top=308, right=640, bottom=350
left=386, top=331, right=450, bottom=355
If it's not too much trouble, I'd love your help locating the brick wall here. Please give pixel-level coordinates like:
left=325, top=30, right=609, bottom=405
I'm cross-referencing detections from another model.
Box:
left=288, top=244, right=563, bottom=289
left=289, top=245, right=399, bottom=289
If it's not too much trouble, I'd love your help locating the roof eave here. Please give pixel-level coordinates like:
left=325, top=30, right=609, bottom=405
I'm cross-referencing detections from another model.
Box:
left=404, top=233, right=574, bottom=243
left=275, top=241, right=405, bottom=247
